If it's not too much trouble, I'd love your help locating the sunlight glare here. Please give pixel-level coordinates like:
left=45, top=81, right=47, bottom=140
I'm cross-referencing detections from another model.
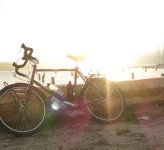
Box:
left=77, top=47, right=136, bottom=81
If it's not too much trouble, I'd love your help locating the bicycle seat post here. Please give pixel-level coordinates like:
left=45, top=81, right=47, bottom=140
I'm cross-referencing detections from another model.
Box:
left=67, top=55, right=85, bottom=96
left=73, top=64, right=78, bottom=96
left=67, top=54, right=85, bottom=97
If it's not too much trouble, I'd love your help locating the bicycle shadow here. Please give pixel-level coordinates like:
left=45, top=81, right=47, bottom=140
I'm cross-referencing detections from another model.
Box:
left=44, top=109, right=122, bottom=129
left=0, top=122, right=14, bottom=138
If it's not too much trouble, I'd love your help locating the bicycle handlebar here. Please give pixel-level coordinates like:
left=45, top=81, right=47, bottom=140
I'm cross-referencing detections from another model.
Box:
left=12, top=43, right=37, bottom=78
left=21, top=43, right=33, bottom=59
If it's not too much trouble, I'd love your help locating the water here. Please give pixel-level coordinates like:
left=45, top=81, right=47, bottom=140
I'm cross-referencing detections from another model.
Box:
left=106, top=67, right=164, bottom=81
left=0, top=68, right=164, bottom=90
left=0, top=70, right=84, bottom=90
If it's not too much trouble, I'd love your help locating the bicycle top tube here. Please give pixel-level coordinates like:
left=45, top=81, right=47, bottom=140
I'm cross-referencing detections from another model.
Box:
left=36, top=68, right=76, bottom=72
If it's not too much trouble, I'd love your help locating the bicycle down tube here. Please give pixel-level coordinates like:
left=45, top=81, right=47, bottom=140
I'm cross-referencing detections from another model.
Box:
left=35, top=68, right=87, bottom=96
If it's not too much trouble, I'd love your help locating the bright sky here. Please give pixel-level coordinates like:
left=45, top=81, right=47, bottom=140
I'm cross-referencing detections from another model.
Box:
left=1, top=0, right=164, bottom=70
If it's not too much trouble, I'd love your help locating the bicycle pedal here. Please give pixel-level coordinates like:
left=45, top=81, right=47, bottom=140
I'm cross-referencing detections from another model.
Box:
left=65, top=109, right=84, bottom=117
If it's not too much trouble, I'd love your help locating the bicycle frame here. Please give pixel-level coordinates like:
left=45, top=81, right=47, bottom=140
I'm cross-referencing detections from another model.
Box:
left=27, top=63, right=88, bottom=99
left=25, top=61, right=106, bottom=110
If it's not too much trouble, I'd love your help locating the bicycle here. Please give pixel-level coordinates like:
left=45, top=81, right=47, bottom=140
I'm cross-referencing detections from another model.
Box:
left=0, top=43, right=126, bottom=136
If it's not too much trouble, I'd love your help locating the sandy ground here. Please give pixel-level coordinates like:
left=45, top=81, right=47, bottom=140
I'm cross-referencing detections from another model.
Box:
left=0, top=102, right=164, bottom=150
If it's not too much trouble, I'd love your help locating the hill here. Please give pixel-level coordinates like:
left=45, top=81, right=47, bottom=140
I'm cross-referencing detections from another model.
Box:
left=0, top=62, right=13, bottom=71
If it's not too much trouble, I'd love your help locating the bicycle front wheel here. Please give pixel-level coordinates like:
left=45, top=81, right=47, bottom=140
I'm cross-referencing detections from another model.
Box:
left=0, top=83, right=46, bottom=136
left=82, top=79, right=126, bottom=123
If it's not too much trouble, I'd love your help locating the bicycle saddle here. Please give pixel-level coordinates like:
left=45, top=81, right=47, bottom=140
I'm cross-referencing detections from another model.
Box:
left=67, top=54, right=85, bottom=62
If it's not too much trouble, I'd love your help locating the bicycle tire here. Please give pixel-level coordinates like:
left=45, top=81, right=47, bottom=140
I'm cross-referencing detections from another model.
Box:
left=81, top=79, right=126, bottom=123
left=0, top=83, right=46, bottom=136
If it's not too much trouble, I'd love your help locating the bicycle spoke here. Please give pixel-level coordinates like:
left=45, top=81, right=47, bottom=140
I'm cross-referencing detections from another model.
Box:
left=0, top=84, right=45, bottom=136
left=83, top=80, right=125, bottom=123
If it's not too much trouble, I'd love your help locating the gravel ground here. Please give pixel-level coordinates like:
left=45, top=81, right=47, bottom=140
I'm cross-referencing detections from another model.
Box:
left=0, top=102, right=164, bottom=150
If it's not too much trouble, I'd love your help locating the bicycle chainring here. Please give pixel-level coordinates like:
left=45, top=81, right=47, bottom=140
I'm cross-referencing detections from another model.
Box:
left=64, top=106, right=84, bottom=117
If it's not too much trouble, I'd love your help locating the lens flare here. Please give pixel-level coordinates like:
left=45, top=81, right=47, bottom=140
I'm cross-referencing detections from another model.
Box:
left=51, top=101, right=60, bottom=111
left=50, top=97, right=62, bottom=111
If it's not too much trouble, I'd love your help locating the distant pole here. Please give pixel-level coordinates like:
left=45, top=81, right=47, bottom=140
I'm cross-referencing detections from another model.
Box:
left=38, top=74, right=41, bottom=81
left=42, top=75, right=45, bottom=83
left=131, top=72, right=135, bottom=79
left=43, top=72, right=45, bottom=77
left=163, top=44, right=164, bottom=64
left=51, top=77, right=55, bottom=85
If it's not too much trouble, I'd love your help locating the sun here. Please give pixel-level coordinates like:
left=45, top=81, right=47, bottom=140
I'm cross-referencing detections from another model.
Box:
left=77, top=49, right=136, bottom=81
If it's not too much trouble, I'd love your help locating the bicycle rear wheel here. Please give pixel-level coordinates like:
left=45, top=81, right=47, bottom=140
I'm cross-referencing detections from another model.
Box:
left=0, top=83, right=46, bottom=136
left=82, top=79, right=125, bottom=123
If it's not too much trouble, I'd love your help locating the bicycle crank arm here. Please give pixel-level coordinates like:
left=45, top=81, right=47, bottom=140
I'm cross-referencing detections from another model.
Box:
left=63, top=101, right=77, bottom=107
